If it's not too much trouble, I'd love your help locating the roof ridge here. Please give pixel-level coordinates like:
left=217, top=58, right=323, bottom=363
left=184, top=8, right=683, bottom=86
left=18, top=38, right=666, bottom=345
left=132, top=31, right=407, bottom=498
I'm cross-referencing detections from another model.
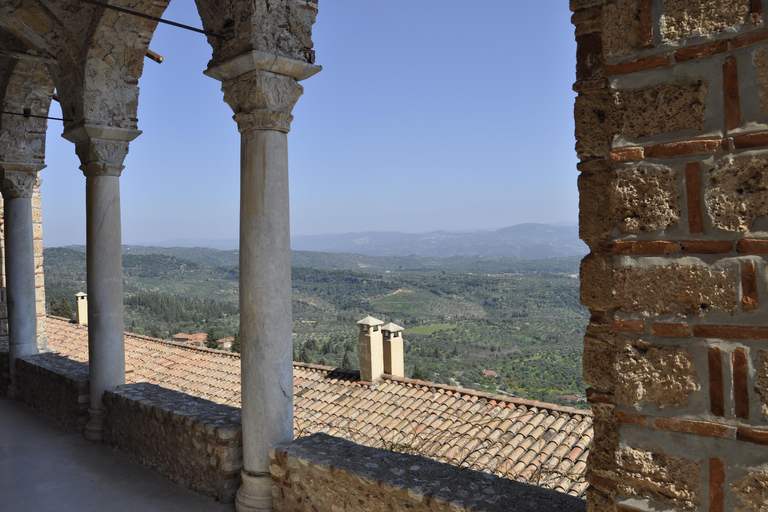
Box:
left=381, top=374, right=592, bottom=417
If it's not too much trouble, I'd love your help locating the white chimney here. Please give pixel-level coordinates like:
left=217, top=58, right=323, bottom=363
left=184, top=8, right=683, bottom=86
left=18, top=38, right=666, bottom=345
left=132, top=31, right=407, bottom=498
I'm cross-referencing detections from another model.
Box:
left=381, top=322, right=405, bottom=378
left=357, top=315, right=384, bottom=382
left=75, top=292, right=88, bottom=326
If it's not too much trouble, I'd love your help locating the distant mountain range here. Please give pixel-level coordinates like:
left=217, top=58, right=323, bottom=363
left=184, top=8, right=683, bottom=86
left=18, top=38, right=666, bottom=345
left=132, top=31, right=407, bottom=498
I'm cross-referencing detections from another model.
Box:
left=291, top=223, right=586, bottom=259
left=129, top=223, right=586, bottom=260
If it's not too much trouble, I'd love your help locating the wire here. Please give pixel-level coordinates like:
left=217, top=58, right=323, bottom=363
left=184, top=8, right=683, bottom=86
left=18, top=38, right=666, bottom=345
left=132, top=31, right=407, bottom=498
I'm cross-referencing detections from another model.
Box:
left=1, top=109, right=71, bottom=122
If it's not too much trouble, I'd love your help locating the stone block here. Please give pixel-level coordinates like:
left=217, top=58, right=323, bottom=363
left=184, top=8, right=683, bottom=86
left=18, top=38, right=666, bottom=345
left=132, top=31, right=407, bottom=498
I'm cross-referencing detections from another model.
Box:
left=579, top=171, right=614, bottom=245
left=612, top=165, right=680, bottom=233
left=611, top=82, right=707, bottom=140
left=707, top=157, right=768, bottom=231
left=614, top=338, right=699, bottom=407
left=661, top=0, right=750, bottom=41
left=613, top=264, right=737, bottom=316
left=616, top=446, right=700, bottom=509
left=588, top=403, right=617, bottom=474
left=575, top=92, right=611, bottom=160
left=756, top=46, right=768, bottom=119
left=733, top=470, right=768, bottom=512
left=583, top=336, right=616, bottom=392
left=602, top=0, right=641, bottom=57
left=581, top=253, right=614, bottom=309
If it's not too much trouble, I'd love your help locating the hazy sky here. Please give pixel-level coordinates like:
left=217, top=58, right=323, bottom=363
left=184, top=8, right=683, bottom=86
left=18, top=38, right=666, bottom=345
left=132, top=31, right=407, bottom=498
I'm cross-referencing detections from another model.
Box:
left=41, top=2, right=578, bottom=247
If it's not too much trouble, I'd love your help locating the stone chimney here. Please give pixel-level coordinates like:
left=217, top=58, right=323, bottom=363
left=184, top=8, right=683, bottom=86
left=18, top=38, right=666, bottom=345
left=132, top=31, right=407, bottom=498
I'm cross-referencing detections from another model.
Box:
left=357, top=315, right=384, bottom=382
left=381, top=322, right=404, bottom=378
left=75, top=292, right=88, bottom=326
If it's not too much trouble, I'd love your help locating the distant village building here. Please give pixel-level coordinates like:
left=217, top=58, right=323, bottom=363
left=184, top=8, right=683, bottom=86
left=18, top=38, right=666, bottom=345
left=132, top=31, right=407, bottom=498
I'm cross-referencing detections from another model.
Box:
left=171, top=332, right=207, bottom=347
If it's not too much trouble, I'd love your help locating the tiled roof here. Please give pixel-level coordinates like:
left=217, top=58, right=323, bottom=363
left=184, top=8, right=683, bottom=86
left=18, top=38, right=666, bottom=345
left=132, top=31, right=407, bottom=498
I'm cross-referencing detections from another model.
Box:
left=45, top=316, right=592, bottom=498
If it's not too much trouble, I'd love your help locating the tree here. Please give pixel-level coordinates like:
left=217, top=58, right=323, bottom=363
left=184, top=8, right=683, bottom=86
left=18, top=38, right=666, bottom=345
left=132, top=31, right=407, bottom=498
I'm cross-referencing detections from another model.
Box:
left=51, top=298, right=73, bottom=319
left=232, top=331, right=241, bottom=353
left=341, top=351, right=354, bottom=370
left=205, top=328, right=218, bottom=349
left=411, top=366, right=426, bottom=380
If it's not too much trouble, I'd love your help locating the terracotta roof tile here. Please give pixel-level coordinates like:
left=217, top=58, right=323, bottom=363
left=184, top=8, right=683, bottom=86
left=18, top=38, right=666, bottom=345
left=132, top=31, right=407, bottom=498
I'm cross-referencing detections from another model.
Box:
left=45, top=316, right=591, bottom=498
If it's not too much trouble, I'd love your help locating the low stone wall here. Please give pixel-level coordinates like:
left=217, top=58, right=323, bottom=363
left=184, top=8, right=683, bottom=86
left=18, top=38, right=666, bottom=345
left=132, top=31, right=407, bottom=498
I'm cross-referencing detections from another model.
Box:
left=270, top=433, right=586, bottom=512
left=15, top=352, right=89, bottom=432
left=103, top=383, right=243, bottom=503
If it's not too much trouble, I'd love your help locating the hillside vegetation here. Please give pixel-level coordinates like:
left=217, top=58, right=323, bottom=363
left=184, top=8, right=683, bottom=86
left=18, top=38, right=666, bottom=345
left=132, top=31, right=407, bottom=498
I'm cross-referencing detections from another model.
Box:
left=44, top=247, right=587, bottom=407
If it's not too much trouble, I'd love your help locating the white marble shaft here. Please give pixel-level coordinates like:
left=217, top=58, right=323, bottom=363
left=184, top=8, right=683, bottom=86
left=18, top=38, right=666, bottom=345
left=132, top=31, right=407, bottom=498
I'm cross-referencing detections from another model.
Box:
left=1, top=167, right=41, bottom=399
left=211, top=52, right=320, bottom=512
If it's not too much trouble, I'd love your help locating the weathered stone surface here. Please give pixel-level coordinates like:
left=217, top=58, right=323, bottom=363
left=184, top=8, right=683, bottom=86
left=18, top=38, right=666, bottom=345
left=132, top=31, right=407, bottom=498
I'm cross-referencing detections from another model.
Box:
left=614, top=338, right=698, bottom=407
left=611, top=82, right=707, bottom=140
left=661, top=0, right=750, bottom=41
left=612, top=166, right=680, bottom=233
left=585, top=486, right=616, bottom=512
left=583, top=336, right=616, bottom=392
left=732, top=471, right=768, bottom=512
left=756, top=351, right=768, bottom=420
left=582, top=254, right=614, bottom=309
left=588, top=403, right=617, bottom=475
left=603, top=0, right=641, bottom=56
left=575, top=93, right=611, bottom=160
left=271, top=433, right=587, bottom=512
left=707, top=157, right=768, bottom=232
left=756, top=46, right=768, bottom=120
left=579, top=171, right=614, bottom=246
left=103, top=382, right=243, bottom=503
left=616, top=447, right=700, bottom=509
left=613, top=264, right=737, bottom=316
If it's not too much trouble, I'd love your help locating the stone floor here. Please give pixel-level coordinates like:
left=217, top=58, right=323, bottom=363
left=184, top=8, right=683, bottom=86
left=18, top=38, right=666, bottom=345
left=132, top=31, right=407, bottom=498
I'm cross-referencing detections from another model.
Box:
left=0, top=396, right=233, bottom=512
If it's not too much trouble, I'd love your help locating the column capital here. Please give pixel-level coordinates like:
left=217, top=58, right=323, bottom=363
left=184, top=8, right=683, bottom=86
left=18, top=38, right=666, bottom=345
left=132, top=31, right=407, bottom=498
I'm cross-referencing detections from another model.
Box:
left=62, top=124, right=142, bottom=177
left=206, top=50, right=320, bottom=134
left=222, top=69, right=305, bottom=133
left=0, top=164, right=42, bottom=199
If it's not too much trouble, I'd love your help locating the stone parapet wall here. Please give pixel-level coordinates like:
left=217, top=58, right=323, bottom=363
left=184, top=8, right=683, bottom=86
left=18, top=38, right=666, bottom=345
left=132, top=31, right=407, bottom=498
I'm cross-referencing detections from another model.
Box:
left=0, top=342, right=8, bottom=395
left=573, top=1, right=768, bottom=510
left=15, top=352, right=89, bottom=431
left=102, top=383, right=243, bottom=503
left=270, top=433, right=586, bottom=512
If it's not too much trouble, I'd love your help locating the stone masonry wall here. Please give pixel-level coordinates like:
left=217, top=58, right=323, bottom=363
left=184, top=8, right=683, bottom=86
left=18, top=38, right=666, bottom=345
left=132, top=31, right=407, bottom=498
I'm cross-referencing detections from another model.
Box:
left=270, top=433, right=586, bottom=512
left=573, top=1, right=768, bottom=511
left=15, top=352, right=89, bottom=432
left=102, top=383, right=243, bottom=503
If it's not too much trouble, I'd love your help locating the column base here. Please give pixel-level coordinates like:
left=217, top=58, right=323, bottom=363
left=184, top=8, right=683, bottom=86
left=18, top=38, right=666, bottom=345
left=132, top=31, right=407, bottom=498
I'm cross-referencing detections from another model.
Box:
left=235, top=471, right=274, bottom=512
left=84, top=407, right=103, bottom=442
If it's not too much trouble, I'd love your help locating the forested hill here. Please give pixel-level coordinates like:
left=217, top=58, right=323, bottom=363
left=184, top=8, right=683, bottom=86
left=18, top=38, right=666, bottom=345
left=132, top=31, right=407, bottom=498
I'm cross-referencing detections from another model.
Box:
left=61, top=244, right=581, bottom=275
left=44, top=246, right=587, bottom=408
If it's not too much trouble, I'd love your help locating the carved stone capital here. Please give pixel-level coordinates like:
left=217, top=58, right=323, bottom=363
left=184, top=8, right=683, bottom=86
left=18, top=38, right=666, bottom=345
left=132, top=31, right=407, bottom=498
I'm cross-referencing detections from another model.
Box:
left=0, top=170, right=38, bottom=199
left=62, top=125, right=142, bottom=177
left=222, top=70, right=304, bottom=133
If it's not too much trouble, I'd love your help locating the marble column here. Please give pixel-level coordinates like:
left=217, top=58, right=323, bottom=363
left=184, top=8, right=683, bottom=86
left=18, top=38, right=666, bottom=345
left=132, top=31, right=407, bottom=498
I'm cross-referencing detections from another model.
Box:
left=62, top=125, right=140, bottom=441
left=0, top=164, right=42, bottom=399
left=206, top=52, right=319, bottom=512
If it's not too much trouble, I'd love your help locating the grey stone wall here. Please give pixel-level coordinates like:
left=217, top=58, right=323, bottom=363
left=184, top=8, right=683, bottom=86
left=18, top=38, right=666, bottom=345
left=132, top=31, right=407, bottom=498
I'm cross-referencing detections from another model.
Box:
left=102, top=383, right=243, bottom=503
left=15, top=352, right=89, bottom=431
left=270, top=433, right=586, bottom=512
left=0, top=341, right=8, bottom=395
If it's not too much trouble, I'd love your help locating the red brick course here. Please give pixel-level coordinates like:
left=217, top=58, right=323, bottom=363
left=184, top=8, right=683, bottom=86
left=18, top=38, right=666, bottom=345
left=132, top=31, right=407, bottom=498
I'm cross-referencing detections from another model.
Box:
left=586, top=388, right=616, bottom=405
left=694, top=325, right=768, bottom=340
left=674, top=40, right=728, bottom=62
left=612, top=241, right=678, bottom=255
left=613, top=319, right=645, bottom=333
left=742, top=261, right=759, bottom=312
left=654, top=417, right=729, bottom=438
left=737, top=239, right=768, bottom=254
left=710, top=458, right=725, bottom=512
left=605, top=55, right=670, bottom=76
left=652, top=323, right=691, bottom=337
left=616, top=410, right=648, bottom=426
left=733, top=348, right=750, bottom=419
left=731, top=27, right=768, bottom=50
left=639, top=0, right=653, bottom=47
left=732, top=131, right=768, bottom=149
left=609, top=147, right=643, bottom=162
left=723, top=55, right=741, bottom=130
left=709, top=348, right=725, bottom=418
left=586, top=472, right=618, bottom=492
left=679, top=240, right=733, bottom=254
left=736, top=427, right=768, bottom=445
left=644, top=140, right=720, bottom=158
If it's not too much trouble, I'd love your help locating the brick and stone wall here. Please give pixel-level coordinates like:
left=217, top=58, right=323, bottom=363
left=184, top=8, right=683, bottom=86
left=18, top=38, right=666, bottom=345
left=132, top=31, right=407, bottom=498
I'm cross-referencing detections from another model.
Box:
left=102, top=383, right=243, bottom=503
left=270, top=433, right=586, bottom=512
left=15, top=352, right=89, bottom=431
left=0, top=181, right=47, bottom=349
left=573, top=1, right=768, bottom=510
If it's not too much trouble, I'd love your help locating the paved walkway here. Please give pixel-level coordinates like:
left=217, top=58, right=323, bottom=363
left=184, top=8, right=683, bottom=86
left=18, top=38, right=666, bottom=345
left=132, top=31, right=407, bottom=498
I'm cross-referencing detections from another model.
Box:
left=0, top=396, right=233, bottom=512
